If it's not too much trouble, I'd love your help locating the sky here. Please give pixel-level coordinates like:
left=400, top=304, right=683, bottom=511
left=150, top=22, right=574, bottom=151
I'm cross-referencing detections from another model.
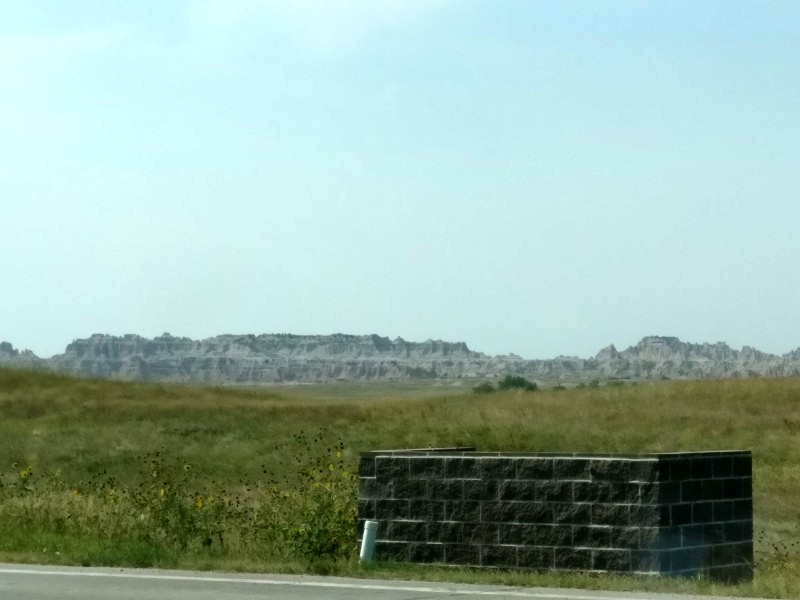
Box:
left=2, top=1, right=799, bottom=360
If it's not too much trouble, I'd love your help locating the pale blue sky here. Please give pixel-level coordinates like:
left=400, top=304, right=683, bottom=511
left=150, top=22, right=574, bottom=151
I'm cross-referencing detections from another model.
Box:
left=2, top=1, right=799, bottom=359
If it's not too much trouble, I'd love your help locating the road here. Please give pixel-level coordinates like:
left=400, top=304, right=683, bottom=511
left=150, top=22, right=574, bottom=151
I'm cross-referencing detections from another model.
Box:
left=0, top=564, right=769, bottom=600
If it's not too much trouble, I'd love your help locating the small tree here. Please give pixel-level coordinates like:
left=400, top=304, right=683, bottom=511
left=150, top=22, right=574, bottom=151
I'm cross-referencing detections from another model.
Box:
left=497, top=375, right=537, bottom=392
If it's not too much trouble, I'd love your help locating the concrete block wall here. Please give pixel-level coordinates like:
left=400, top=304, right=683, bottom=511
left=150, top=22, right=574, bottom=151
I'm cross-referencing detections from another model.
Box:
left=357, top=449, right=752, bottom=582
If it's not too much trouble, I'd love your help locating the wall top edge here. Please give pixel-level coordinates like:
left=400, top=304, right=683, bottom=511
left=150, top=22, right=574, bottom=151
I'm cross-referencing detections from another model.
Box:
left=359, top=449, right=751, bottom=459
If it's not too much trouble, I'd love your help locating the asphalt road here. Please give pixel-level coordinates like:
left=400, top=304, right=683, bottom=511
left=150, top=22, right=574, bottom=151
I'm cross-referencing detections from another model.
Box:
left=0, top=564, right=769, bottom=600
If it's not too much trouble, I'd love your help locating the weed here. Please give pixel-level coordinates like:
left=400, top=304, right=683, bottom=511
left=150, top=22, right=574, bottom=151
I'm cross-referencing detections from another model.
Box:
left=0, top=431, right=358, bottom=567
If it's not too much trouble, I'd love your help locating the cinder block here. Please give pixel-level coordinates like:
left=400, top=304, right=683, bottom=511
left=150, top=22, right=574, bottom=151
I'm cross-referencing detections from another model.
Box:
left=701, top=479, right=725, bottom=501
left=408, top=499, right=445, bottom=521
left=572, top=525, right=611, bottom=548
left=713, top=500, right=734, bottom=522
left=690, top=458, right=713, bottom=479
left=393, top=478, right=426, bottom=499
left=609, top=526, right=640, bottom=549
left=427, top=520, right=463, bottom=544
left=387, top=520, right=426, bottom=542
left=681, top=524, right=703, bottom=547
left=592, top=549, right=631, bottom=572
left=375, top=456, right=409, bottom=479
left=555, top=547, right=592, bottom=570
left=480, top=501, right=503, bottom=523
left=722, top=478, right=743, bottom=499
left=657, top=482, right=681, bottom=504
left=592, top=503, right=630, bottom=526
left=479, top=457, right=517, bottom=480
left=503, top=501, right=553, bottom=524
left=574, top=481, right=610, bottom=502
left=534, top=524, right=572, bottom=547
left=464, top=479, right=500, bottom=501
left=732, top=455, right=752, bottom=477
left=629, top=460, right=657, bottom=482
left=516, top=458, right=553, bottom=480
left=631, top=549, right=660, bottom=572
left=409, top=542, right=444, bottom=563
left=444, top=500, right=480, bottom=521
left=552, top=502, right=591, bottom=525
left=410, top=457, right=445, bottom=479
left=590, top=460, right=630, bottom=482
left=639, top=483, right=659, bottom=505
left=465, top=521, right=500, bottom=544
left=553, top=458, right=590, bottom=481
left=498, top=480, right=537, bottom=502
left=360, top=478, right=393, bottom=499
left=445, top=543, right=480, bottom=565
left=482, top=544, right=518, bottom=568
left=733, top=499, right=753, bottom=520
left=692, top=501, right=713, bottom=523
left=680, top=480, right=702, bottom=502
left=358, top=499, right=376, bottom=520
left=518, top=546, right=554, bottom=570
left=427, top=479, right=463, bottom=500
left=608, top=482, right=640, bottom=504
left=668, top=458, right=692, bottom=481
left=376, top=499, right=410, bottom=520
left=536, top=481, right=573, bottom=502
left=445, top=457, right=480, bottom=479
left=712, top=456, right=733, bottom=478
left=358, top=456, right=376, bottom=478
left=670, top=503, right=692, bottom=526
left=639, top=526, right=659, bottom=549
left=499, top=522, right=535, bottom=545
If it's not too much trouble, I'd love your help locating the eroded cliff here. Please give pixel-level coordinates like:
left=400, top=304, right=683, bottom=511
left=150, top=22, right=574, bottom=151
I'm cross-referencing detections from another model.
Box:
left=2, top=333, right=799, bottom=384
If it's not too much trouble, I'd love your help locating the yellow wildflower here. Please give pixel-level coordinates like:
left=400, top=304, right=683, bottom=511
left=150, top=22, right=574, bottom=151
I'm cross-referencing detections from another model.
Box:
left=196, top=495, right=204, bottom=509
left=159, top=488, right=165, bottom=497
left=328, top=463, right=334, bottom=472
left=19, top=467, right=32, bottom=482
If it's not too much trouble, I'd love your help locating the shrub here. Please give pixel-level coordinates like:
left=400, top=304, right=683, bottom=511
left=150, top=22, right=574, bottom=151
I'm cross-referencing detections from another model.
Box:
left=472, top=382, right=496, bottom=395
left=497, top=375, right=537, bottom=392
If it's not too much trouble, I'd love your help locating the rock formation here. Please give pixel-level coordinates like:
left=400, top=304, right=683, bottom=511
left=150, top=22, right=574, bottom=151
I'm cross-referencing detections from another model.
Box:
left=1, top=333, right=799, bottom=384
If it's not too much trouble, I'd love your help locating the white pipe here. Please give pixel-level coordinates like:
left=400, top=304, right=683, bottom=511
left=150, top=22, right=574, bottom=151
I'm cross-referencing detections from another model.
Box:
left=359, top=520, right=379, bottom=562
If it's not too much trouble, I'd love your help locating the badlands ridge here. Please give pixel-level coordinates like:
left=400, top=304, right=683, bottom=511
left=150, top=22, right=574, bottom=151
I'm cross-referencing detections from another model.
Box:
left=2, top=333, right=800, bottom=384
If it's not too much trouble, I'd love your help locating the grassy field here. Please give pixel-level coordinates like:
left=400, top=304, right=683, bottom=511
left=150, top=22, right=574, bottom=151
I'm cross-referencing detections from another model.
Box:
left=0, top=367, right=798, bottom=597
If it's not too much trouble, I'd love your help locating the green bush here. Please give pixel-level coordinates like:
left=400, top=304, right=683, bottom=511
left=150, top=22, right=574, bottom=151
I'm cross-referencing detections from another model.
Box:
left=497, top=375, right=537, bottom=392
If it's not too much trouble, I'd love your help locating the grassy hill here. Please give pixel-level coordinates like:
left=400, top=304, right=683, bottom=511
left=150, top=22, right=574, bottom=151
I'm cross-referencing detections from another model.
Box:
left=1, top=367, right=798, bottom=597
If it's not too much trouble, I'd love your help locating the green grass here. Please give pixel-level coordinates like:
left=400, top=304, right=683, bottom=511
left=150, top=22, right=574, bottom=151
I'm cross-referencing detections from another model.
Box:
left=1, top=367, right=799, bottom=597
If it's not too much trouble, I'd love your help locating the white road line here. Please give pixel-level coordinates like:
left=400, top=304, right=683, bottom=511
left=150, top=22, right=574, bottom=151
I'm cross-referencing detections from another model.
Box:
left=0, top=567, right=651, bottom=599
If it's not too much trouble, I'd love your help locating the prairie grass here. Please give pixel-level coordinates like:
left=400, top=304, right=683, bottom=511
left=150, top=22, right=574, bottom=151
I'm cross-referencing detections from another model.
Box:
left=0, top=367, right=798, bottom=596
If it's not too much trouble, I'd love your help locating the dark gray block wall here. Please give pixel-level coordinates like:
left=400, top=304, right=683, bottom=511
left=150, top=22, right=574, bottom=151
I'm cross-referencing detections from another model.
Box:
left=357, top=449, right=752, bottom=582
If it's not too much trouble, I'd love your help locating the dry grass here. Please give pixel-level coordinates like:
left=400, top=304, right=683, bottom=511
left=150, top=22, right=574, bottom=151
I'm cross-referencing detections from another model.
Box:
left=1, top=368, right=798, bottom=596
